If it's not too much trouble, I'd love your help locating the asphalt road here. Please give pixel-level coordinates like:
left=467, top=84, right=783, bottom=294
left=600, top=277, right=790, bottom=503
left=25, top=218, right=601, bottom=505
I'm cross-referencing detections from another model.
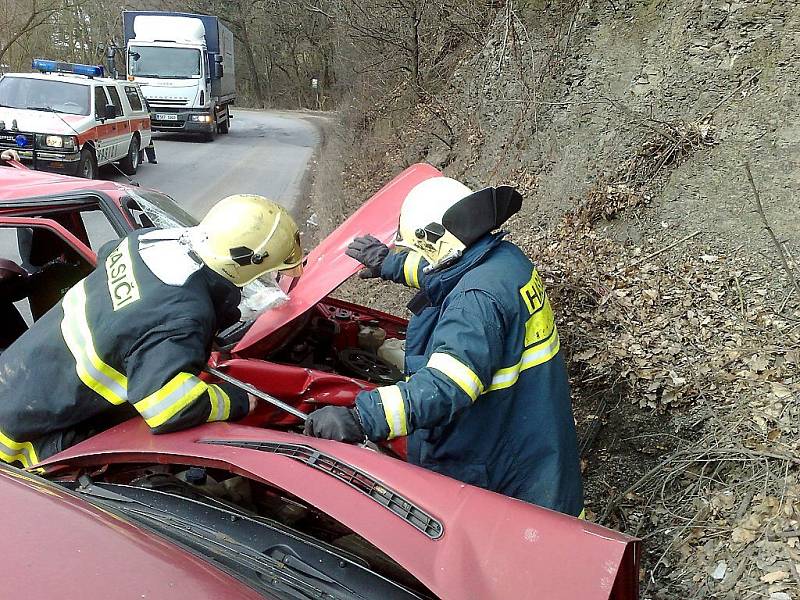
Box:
left=105, top=109, right=320, bottom=219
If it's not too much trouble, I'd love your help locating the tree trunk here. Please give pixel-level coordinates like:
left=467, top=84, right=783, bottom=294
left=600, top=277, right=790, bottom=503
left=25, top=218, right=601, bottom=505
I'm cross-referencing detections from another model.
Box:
left=239, top=23, right=266, bottom=108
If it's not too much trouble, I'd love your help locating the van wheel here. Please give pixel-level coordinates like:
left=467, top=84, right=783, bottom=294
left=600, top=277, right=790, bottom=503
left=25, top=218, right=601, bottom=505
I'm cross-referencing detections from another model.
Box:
left=78, top=148, right=97, bottom=179
left=119, top=136, right=140, bottom=175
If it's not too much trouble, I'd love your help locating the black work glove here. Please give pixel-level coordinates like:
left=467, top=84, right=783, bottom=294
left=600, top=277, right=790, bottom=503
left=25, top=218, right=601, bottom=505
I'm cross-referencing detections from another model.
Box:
left=304, top=406, right=365, bottom=443
left=346, top=235, right=389, bottom=279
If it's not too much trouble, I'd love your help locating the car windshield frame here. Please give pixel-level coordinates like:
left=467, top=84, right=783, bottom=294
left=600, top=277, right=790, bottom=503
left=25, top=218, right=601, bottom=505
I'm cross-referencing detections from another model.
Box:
left=0, top=76, right=91, bottom=116
left=126, top=189, right=199, bottom=228
left=128, top=46, right=202, bottom=79
left=65, top=476, right=431, bottom=600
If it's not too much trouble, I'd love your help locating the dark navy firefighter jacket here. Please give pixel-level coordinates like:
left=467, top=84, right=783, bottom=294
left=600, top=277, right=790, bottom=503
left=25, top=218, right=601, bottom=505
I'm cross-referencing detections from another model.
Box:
left=0, top=230, right=249, bottom=468
left=355, top=233, right=584, bottom=516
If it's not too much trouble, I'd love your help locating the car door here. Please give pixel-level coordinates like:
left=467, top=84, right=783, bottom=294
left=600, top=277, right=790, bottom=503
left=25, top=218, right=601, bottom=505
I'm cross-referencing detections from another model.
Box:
left=104, top=85, right=132, bottom=161
left=0, top=216, right=95, bottom=344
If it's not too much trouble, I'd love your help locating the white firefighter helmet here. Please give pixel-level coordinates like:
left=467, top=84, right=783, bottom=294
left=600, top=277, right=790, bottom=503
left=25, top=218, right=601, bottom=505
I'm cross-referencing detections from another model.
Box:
left=396, top=177, right=473, bottom=269
left=189, top=194, right=303, bottom=286
left=396, top=176, right=523, bottom=271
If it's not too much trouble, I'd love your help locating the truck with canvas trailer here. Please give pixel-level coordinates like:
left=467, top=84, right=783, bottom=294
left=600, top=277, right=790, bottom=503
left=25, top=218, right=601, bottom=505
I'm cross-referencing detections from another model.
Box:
left=123, top=11, right=235, bottom=141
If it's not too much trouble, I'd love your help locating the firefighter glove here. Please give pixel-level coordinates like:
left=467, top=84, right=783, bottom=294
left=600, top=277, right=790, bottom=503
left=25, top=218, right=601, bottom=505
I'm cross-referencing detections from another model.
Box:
left=304, top=406, right=365, bottom=443
left=346, top=235, right=388, bottom=279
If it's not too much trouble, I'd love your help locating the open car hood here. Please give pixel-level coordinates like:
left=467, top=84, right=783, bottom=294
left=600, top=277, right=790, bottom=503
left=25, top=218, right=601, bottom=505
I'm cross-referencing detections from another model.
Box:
left=39, top=421, right=640, bottom=600
left=233, top=163, right=443, bottom=354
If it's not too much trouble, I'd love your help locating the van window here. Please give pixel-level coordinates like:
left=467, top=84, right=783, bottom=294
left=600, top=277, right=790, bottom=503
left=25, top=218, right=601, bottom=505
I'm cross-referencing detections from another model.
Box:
left=124, top=85, right=143, bottom=111
left=94, top=87, right=108, bottom=119
left=105, top=86, right=124, bottom=116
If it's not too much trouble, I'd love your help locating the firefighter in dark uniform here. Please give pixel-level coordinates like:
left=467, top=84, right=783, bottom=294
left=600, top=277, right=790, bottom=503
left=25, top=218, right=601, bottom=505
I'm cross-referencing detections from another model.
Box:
left=304, top=177, right=584, bottom=516
left=0, top=194, right=303, bottom=467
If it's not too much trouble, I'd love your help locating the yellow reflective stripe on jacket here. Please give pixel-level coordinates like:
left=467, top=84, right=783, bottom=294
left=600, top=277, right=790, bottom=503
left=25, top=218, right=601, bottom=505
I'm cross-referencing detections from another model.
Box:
left=487, top=328, right=560, bottom=393
left=427, top=352, right=484, bottom=401
left=60, top=281, right=128, bottom=406
left=0, top=429, right=38, bottom=468
left=378, top=385, right=407, bottom=440
left=403, top=252, right=422, bottom=289
left=578, top=509, right=586, bottom=520
left=206, top=384, right=231, bottom=422
left=135, top=372, right=207, bottom=428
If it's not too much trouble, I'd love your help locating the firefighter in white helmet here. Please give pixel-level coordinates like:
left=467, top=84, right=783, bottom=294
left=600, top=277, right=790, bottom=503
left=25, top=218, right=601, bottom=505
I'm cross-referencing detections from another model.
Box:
left=305, top=176, right=584, bottom=516
left=0, top=194, right=302, bottom=467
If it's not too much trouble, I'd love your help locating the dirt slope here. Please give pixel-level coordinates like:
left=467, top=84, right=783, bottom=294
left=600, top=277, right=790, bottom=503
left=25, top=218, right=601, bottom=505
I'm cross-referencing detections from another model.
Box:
left=310, top=1, right=800, bottom=597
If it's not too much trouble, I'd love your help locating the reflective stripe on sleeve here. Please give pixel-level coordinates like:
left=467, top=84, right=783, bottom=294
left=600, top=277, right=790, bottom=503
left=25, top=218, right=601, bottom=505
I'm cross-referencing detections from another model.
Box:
left=60, top=281, right=128, bottom=405
left=377, top=385, right=408, bottom=440
left=487, top=328, right=560, bottom=393
left=134, top=372, right=208, bottom=428
left=0, top=429, right=38, bottom=468
left=206, top=384, right=231, bottom=422
left=403, top=252, right=422, bottom=289
left=427, top=352, right=483, bottom=401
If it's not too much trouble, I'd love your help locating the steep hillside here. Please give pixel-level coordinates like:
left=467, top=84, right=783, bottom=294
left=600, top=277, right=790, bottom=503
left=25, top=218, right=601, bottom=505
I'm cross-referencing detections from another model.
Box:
left=309, top=1, right=800, bottom=597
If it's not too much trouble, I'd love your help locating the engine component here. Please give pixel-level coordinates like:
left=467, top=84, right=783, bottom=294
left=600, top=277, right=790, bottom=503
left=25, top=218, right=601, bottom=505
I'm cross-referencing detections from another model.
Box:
left=378, top=338, right=406, bottom=372
left=338, top=348, right=403, bottom=385
left=358, top=325, right=386, bottom=353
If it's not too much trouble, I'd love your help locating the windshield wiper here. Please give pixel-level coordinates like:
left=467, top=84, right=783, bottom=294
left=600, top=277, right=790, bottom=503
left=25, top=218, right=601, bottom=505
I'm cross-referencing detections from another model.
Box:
left=27, top=105, right=79, bottom=116
left=126, top=507, right=365, bottom=600
left=72, top=479, right=365, bottom=600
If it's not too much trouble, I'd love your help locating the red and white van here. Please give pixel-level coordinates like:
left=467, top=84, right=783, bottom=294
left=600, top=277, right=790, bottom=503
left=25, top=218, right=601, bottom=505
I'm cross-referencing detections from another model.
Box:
left=0, top=60, right=153, bottom=179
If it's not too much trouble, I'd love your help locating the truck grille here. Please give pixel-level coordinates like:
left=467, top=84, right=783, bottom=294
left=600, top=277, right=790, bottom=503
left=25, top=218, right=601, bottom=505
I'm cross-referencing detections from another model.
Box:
left=149, top=98, right=188, bottom=107
left=201, top=439, right=445, bottom=540
left=0, top=130, right=34, bottom=149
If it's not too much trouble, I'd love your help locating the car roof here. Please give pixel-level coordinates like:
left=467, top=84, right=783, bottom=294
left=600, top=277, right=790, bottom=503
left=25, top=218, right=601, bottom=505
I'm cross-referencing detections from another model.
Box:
left=1, top=71, right=122, bottom=87
left=0, top=466, right=266, bottom=599
left=0, top=165, right=130, bottom=201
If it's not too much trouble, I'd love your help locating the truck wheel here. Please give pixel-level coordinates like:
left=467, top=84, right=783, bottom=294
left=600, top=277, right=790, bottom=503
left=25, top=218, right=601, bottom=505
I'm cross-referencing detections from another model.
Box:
left=119, top=136, right=140, bottom=175
left=78, top=148, right=97, bottom=179
left=218, top=108, right=230, bottom=134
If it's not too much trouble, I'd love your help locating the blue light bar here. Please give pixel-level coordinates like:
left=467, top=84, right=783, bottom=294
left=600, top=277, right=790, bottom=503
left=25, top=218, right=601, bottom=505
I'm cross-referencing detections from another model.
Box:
left=31, top=59, right=104, bottom=78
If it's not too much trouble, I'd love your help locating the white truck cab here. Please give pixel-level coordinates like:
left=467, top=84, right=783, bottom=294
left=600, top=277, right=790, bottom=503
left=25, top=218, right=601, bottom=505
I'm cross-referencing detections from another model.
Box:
left=0, top=60, right=153, bottom=179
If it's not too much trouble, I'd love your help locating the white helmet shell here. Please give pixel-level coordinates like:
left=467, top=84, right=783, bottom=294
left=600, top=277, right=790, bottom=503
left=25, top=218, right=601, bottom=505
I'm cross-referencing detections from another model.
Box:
left=396, top=177, right=473, bottom=268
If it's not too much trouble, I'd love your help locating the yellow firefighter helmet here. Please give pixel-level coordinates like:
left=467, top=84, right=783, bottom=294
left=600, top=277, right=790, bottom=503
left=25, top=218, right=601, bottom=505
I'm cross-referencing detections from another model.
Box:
left=190, top=194, right=303, bottom=286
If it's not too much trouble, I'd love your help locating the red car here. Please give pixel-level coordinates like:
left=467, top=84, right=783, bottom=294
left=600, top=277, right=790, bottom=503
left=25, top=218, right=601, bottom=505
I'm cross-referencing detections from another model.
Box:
left=0, top=158, right=640, bottom=599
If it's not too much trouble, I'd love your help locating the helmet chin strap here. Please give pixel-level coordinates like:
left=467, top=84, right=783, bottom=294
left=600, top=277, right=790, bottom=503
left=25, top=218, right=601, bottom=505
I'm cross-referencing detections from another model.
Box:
left=423, top=248, right=463, bottom=274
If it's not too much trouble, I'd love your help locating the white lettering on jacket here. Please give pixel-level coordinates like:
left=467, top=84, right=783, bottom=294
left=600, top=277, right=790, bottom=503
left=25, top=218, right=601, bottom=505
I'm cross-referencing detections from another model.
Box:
left=105, top=238, right=140, bottom=311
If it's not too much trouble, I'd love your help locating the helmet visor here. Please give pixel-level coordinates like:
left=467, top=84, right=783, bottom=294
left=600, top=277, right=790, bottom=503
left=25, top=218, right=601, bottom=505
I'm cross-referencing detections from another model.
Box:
left=275, top=231, right=304, bottom=277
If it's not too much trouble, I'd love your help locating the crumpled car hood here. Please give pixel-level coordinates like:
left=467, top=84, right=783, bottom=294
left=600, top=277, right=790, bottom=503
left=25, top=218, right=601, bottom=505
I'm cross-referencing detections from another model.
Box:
left=39, top=420, right=640, bottom=600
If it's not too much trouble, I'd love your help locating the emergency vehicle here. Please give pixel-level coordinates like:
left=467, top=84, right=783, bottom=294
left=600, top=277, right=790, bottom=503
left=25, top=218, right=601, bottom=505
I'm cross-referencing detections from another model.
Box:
left=0, top=60, right=153, bottom=179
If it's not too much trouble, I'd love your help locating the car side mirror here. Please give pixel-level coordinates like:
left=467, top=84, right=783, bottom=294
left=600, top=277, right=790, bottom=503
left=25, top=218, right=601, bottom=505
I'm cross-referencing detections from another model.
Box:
left=104, top=103, right=118, bottom=118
